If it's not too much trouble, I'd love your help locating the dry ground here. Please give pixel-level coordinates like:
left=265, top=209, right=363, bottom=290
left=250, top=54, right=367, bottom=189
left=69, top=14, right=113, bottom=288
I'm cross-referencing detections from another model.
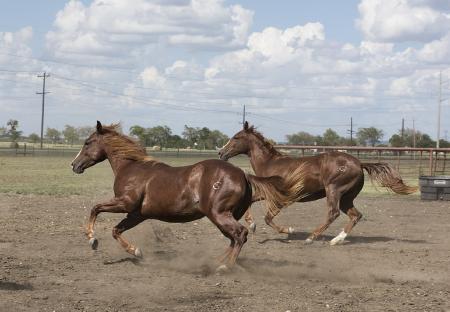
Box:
left=1, top=192, right=449, bottom=312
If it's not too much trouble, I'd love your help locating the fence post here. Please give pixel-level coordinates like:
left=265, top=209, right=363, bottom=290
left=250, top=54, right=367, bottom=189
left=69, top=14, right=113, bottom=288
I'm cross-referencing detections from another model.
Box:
left=429, top=150, right=434, bottom=176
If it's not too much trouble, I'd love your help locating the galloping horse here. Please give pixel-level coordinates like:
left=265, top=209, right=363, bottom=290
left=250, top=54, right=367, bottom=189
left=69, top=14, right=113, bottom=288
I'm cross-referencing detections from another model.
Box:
left=218, top=122, right=417, bottom=245
left=71, top=121, right=294, bottom=270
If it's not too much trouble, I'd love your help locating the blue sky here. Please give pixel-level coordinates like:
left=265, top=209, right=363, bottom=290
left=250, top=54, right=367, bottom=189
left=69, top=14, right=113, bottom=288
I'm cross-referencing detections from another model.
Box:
left=0, top=0, right=449, bottom=142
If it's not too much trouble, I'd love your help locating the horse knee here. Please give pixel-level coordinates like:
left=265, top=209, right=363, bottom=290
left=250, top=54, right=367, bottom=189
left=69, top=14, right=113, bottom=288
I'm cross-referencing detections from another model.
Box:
left=330, top=209, right=340, bottom=220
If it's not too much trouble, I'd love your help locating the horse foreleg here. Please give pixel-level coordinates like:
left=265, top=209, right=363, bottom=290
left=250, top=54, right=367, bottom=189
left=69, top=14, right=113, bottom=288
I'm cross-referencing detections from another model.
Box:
left=112, top=212, right=146, bottom=257
left=86, top=198, right=128, bottom=250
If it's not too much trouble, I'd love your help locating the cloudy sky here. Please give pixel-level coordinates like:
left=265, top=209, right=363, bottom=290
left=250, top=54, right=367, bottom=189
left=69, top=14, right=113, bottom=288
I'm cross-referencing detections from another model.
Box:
left=0, top=0, right=449, bottom=141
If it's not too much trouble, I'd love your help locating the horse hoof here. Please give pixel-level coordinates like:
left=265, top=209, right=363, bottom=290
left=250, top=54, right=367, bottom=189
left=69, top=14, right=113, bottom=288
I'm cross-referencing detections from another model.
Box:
left=249, top=222, right=256, bottom=233
left=134, top=248, right=142, bottom=258
left=215, top=264, right=229, bottom=274
left=89, top=238, right=98, bottom=250
left=304, top=238, right=314, bottom=245
left=330, top=230, right=347, bottom=246
left=287, top=227, right=294, bottom=234
left=330, top=238, right=345, bottom=246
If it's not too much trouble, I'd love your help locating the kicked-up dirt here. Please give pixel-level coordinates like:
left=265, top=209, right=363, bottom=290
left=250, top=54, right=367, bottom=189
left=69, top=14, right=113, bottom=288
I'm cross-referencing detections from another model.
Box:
left=0, top=193, right=449, bottom=311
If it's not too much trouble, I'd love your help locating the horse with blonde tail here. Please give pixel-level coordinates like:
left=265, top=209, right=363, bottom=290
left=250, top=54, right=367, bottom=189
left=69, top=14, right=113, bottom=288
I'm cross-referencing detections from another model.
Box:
left=218, top=121, right=417, bottom=245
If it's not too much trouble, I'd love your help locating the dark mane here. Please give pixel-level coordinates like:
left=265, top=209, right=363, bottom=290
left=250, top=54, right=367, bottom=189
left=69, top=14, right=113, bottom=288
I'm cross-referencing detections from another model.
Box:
left=101, top=124, right=156, bottom=162
left=248, top=126, right=282, bottom=156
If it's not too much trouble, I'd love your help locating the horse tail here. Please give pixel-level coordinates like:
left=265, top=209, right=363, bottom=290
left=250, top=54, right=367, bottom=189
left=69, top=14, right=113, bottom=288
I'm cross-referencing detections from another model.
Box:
left=246, top=174, right=290, bottom=217
left=361, top=163, right=418, bottom=195
left=246, top=164, right=309, bottom=217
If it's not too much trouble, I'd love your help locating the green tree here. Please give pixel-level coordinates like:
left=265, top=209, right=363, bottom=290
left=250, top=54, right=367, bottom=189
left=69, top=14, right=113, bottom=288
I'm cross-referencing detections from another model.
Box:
left=209, top=130, right=229, bottom=149
left=28, top=133, right=40, bottom=143
left=7, top=119, right=22, bottom=143
left=168, top=134, right=188, bottom=148
left=63, top=125, right=79, bottom=145
left=45, top=128, right=61, bottom=144
left=389, top=128, right=435, bottom=148
left=321, top=128, right=342, bottom=146
left=129, top=125, right=147, bottom=145
left=182, top=125, right=200, bottom=148
left=439, top=139, right=450, bottom=148
left=357, top=127, right=384, bottom=146
left=286, top=131, right=318, bottom=145
left=147, top=126, right=172, bottom=148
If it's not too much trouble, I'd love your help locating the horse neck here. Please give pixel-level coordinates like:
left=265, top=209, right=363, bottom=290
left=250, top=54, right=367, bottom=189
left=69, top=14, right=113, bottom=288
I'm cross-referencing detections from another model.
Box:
left=103, top=145, right=138, bottom=177
left=248, top=139, right=278, bottom=175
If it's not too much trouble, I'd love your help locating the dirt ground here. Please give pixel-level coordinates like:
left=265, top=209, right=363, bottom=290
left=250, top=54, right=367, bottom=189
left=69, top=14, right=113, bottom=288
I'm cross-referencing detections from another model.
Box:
left=1, top=193, right=449, bottom=312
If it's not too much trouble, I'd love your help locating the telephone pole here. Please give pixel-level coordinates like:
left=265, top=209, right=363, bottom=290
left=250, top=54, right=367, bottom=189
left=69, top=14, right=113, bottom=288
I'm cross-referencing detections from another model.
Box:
left=437, top=70, right=443, bottom=148
left=242, top=104, right=246, bottom=125
left=347, top=117, right=354, bottom=145
left=36, top=72, right=50, bottom=149
left=401, top=118, right=405, bottom=142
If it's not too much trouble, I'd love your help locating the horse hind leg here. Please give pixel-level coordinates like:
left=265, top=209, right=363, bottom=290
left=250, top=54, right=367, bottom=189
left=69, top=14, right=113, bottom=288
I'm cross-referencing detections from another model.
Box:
left=112, top=212, right=146, bottom=257
left=330, top=178, right=364, bottom=245
left=305, top=185, right=340, bottom=244
left=264, top=206, right=294, bottom=235
left=209, top=212, right=249, bottom=272
left=330, top=206, right=362, bottom=246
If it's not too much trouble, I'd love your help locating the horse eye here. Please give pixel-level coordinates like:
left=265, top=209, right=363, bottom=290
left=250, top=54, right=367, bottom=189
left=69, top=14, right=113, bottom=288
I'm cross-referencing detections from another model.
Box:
left=84, top=141, right=90, bottom=146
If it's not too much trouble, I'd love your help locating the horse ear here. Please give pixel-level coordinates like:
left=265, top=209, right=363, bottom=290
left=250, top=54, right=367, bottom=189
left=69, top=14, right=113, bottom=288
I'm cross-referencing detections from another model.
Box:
left=96, top=120, right=103, bottom=134
left=243, top=121, right=249, bottom=131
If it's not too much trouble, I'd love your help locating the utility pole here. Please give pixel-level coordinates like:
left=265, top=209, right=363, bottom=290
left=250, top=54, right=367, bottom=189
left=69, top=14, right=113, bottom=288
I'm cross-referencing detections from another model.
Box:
left=437, top=70, right=443, bottom=148
left=36, top=72, right=50, bottom=149
left=242, top=104, right=246, bottom=125
left=413, top=119, right=416, bottom=160
left=347, top=117, right=354, bottom=145
left=401, top=118, right=405, bottom=144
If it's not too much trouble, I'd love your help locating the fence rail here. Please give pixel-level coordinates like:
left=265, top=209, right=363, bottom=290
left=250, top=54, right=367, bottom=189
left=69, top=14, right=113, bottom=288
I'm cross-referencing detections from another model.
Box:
left=2, top=143, right=450, bottom=178
left=275, top=145, right=450, bottom=177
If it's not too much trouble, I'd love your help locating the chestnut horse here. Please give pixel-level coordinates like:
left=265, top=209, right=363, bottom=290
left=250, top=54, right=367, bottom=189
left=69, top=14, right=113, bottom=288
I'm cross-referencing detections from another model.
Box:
left=71, top=121, right=294, bottom=270
left=218, top=122, right=417, bottom=245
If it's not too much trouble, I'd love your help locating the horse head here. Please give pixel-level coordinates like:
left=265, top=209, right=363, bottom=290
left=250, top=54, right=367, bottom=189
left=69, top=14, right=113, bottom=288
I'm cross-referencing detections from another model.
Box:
left=218, top=121, right=254, bottom=161
left=71, top=121, right=108, bottom=174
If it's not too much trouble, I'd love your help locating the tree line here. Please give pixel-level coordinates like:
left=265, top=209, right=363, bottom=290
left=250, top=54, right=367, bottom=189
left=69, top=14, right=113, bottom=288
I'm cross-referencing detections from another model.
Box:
left=0, top=119, right=229, bottom=149
left=2, top=119, right=449, bottom=149
left=286, top=127, right=450, bottom=148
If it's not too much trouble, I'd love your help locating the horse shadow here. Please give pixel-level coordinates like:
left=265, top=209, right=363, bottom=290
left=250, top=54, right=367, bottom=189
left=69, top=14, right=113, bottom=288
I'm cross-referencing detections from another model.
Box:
left=103, top=257, right=142, bottom=266
left=0, top=281, right=33, bottom=291
left=258, top=231, right=428, bottom=245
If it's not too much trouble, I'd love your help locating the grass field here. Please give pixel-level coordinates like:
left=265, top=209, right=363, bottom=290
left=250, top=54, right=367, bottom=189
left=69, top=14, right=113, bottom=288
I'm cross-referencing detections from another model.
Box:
left=0, top=155, right=419, bottom=197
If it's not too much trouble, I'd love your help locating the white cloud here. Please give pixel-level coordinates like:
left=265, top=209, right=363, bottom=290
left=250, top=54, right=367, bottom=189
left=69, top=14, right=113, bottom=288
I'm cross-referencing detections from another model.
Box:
left=0, top=27, right=33, bottom=64
left=45, top=0, right=253, bottom=63
left=357, top=0, right=450, bottom=42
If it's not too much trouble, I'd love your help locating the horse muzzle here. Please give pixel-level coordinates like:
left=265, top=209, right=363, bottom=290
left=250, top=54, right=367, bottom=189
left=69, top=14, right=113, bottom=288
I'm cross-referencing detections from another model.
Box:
left=71, top=162, right=85, bottom=174
left=218, top=150, right=229, bottom=161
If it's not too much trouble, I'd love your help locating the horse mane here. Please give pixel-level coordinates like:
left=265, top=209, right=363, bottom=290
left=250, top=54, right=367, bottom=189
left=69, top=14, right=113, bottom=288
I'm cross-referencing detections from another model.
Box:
left=247, top=126, right=283, bottom=156
left=101, top=124, right=156, bottom=163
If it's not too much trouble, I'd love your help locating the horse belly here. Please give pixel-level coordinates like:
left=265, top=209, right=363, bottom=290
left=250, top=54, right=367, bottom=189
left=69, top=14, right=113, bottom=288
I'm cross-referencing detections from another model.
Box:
left=141, top=198, right=204, bottom=223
